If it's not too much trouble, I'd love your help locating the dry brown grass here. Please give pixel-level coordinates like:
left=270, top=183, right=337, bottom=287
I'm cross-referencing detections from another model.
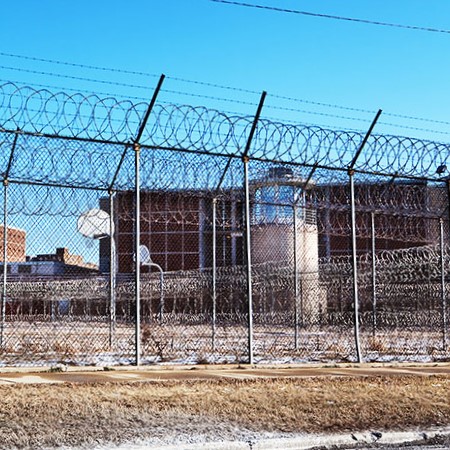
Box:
left=0, top=375, right=449, bottom=449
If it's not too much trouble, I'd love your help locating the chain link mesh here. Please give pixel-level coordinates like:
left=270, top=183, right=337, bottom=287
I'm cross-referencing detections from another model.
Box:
left=0, top=83, right=449, bottom=366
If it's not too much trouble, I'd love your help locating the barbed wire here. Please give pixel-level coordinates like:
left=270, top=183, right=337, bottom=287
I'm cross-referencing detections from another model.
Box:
left=5, top=50, right=450, bottom=130
left=1, top=82, right=450, bottom=187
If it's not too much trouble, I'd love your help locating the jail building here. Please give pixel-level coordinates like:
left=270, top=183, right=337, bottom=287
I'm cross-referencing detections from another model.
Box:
left=313, top=180, right=446, bottom=259
left=99, top=173, right=445, bottom=274
left=99, top=190, right=245, bottom=274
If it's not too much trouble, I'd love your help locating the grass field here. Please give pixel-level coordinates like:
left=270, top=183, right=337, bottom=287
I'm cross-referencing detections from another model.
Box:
left=0, top=375, right=449, bottom=449
left=1, top=320, right=449, bottom=367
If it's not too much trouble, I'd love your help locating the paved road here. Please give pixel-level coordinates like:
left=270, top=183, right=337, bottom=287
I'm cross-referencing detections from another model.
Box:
left=0, top=362, right=449, bottom=384
left=1, top=362, right=449, bottom=450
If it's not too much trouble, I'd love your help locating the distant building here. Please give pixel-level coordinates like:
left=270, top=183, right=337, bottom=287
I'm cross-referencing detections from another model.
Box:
left=2, top=247, right=98, bottom=277
left=0, top=224, right=26, bottom=262
left=100, top=174, right=444, bottom=273
left=99, top=191, right=244, bottom=274
left=97, top=172, right=443, bottom=323
left=312, top=180, right=446, bottom=258
left=99, top=170, right=326, bottom=322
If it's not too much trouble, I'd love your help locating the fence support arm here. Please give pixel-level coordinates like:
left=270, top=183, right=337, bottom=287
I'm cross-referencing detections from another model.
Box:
left=132, top=74, right=165, bottom=366
left=348, top=109, right=382, bottom=363
left=243, top=91, right=266, bottom=365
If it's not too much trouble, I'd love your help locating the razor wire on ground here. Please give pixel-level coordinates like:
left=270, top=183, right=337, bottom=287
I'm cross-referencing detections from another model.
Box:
left=0, top=80, right=449, bottom=367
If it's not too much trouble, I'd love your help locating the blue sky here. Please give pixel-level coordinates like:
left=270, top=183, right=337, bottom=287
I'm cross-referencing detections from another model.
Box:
left=2, top=0, right=450, bottom=263
left=1, top=0, right=450, bottom=140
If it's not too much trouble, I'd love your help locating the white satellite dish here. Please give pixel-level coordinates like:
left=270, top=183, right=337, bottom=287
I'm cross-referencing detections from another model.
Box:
left=77, top=208, right=112, bottom=239
left=138, top=245, right=152, bottom=265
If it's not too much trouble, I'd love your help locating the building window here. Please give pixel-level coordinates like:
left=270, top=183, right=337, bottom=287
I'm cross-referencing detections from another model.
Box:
left=18, top=265, right=32, bottom=274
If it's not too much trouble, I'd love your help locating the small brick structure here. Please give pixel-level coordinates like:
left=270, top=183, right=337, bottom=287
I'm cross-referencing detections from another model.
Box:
left=0, top=225, right=26, bottom=262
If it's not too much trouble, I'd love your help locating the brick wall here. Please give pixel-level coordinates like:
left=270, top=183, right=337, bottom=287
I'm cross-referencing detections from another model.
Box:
left=0, top=225, right=26, bottom=262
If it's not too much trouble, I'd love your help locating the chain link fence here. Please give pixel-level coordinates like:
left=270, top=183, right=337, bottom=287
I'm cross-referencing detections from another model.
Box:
left=0, top=81, right=449, bottom=366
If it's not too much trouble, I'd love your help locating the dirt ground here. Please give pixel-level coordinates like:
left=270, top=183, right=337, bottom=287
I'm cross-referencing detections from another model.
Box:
left=0, top=364, right=449, bottom=449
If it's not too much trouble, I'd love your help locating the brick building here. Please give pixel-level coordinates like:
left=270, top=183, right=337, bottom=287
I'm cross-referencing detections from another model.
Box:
left=312, top=180, right=446, bottom=258
left=100, top=176, right=445, bottom=274
left=100, top=191, right=244, bottom=274
left=0, top=225, right=26, bottom=262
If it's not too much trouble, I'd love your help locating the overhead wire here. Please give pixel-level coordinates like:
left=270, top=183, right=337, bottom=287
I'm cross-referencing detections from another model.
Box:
left=0, top=51, right=161, bottom=79
left=2, top=56, right=450, bottom=140
left=2, top=51, right=450, bottom=129
left=0, top=65, right=155, bottom=91
left=210, top=0, right=450, bottom=35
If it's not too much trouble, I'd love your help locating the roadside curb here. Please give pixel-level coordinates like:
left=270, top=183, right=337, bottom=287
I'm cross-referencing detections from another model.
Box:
left=116, top=427, right=450, bottom=449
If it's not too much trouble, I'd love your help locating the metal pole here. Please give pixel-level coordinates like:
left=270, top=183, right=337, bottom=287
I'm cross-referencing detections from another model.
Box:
left=159, top=268, right=164, bottom=323
left=129, top=74, right=164, bottom=366
left=212, top=197, right=217, bottom=351
left=242, top=91, right=266, bottom=365
left=447, top=180, right=450, bottom=234
left=109, top=76, right=166, bottom=194
left=347, top=110, right=382, bottom=364
left=243, top=157, right=254, bottom=364
left=134, top=75, right=165, bottom=144
left=0, top=181, right=8, bottom=347
left=371, top=211, right=377, bottom=338
left=149, top=263, right=164, bottom=323
left=349, top=110, right=382, bottom=170
left=134, top=143, right=141, bottom=366
left=440, top=218, right=447, bottom=350
left=1, top=130, right=19, bottom=347
left=349, top=169, right=362, bottom=363
left=293, top=205, right=299, bottom=349
left=109, top=191, right=116, bottom=348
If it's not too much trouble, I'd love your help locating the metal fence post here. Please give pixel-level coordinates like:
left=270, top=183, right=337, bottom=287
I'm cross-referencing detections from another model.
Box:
left=371, top=211, right=377, bottom=338
left=212, top=197, right=217, bottom=351
left=243, top=156, right=254, bottom=363
left=242, top=91, right=266, bottom=364
left=109, top=190, right=116, bottom=348
left=134, top=142, right=141, bottom=366
left=440, top=218, right=447, bottom=350
left=349, top=169, right=362, bottom=362
left=0, top=181, right=8, bottom=348
left=130, top=74, right=165, bottom=366
left=348, top=109, right=382, bottom=363
left=0, top=130, right=18, bottom=349
left=293, top=204, right=299, bottom=349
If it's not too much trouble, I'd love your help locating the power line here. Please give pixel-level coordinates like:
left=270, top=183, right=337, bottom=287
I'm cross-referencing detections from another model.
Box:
left=3, top=50, right=450, bottom=128
left=3, top=54, right=450, bottom=137
left=162, top=88, right=258, bottom=108
left=0, top=51, right=260, bottom=95
left=211, top=0, right=450, bottom=34
left=0, top=65, right=156, bottom=91
left=267, top=105, right=450, bottom=136
left=0, top=51, right=161, bottom=79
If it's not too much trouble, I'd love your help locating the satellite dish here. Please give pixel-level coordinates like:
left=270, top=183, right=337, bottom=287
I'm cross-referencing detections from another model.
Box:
left=139, top=245, right=152, bottom=265
left=77, top=208, right=112, bottom=239
left=133, top=245, right=152, bottom=265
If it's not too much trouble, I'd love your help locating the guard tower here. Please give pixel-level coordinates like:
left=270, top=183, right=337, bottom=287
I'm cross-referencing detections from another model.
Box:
left=250, top=167, right=325, bottom=324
